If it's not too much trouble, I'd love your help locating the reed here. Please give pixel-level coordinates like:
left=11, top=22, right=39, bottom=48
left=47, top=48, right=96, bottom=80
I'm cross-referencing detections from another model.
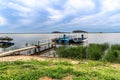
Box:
left=56, top=43, right=109, bottom=60
left=86, top=43, right=109, bottom=60
left=56, top=46, right=86, bottom=59
left=104, top=44, right=120, bottom=63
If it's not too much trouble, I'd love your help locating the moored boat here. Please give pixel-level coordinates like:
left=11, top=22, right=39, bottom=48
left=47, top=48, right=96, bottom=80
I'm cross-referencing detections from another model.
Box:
left=52, top=34, right=87, bottom=45
left=0, top=37, right=14, bottom=48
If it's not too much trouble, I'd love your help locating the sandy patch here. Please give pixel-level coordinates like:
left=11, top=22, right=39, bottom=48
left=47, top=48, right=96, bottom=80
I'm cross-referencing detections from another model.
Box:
left=0, top=55, right=50, bottom=62
left=0, top=55, right=78, bottom=63
left=39, top=76, right=53, bottom=80
left=63, top=75, right=73, bottom=80
left=39, top=75, right=73, bottom=80
left=111, top=63, right=120, bottom=70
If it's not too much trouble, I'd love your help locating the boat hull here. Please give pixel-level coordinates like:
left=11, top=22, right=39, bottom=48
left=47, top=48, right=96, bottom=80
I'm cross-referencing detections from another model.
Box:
left=0, top=42, right=14, bottom=48
left=52, top=38, right=87, bottom=44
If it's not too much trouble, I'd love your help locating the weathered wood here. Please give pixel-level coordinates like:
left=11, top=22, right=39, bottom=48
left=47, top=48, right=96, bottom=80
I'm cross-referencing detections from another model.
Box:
left=0, top=42, right=55, bottom=57
left=0, top=46, right=36, bottom=57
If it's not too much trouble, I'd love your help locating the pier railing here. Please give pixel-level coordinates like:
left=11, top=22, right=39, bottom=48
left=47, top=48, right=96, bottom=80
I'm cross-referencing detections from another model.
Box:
left=0, top=42, right=56, bottom=57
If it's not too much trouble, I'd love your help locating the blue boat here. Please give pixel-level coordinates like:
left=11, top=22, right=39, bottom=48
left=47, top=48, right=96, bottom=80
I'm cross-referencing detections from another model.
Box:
left=52, top=34, right=87, bottom=45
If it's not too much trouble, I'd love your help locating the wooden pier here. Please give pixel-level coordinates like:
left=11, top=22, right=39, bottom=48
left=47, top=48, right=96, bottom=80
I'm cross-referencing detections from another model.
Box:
left=0, top=42, right=56, bottom=57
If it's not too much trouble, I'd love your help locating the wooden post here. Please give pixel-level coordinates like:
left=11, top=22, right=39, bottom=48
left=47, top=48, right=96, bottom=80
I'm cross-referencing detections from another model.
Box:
left=51, top=44, right=53, bottom=48
left=13, top=52, right=15, bottom=56
left=28, top=49, right=31, bottom=55
left=18, top=51, right=20, bottom=55
left=25, top=43, right=28, bottom=47
left=54, top=42, right=56, bottom=48
left=34, top=47, right=37, bottom=53
left=38, top=45, right=41, bottom=52
left=38, top=41, right=40, bottom=45
left=44, top=46, right=46, bottom=50
left=48, top=39, right=50, bottom=48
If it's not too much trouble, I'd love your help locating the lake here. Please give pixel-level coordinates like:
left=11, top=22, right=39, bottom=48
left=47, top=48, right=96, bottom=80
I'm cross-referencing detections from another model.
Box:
left=0, top=33, right=120, bottom=52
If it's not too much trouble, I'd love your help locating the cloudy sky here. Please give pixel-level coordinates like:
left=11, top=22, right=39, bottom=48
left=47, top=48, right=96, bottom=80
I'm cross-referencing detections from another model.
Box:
left=0, top=0, right=120, bottom=33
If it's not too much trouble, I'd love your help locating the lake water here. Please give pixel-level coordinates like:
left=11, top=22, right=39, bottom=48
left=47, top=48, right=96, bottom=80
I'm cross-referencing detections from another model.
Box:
left=0, top=33, right=120, bottom=52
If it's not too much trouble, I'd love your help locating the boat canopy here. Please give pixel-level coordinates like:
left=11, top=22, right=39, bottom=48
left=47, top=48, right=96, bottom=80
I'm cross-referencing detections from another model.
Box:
left=0, top=37, right=13, bottom=41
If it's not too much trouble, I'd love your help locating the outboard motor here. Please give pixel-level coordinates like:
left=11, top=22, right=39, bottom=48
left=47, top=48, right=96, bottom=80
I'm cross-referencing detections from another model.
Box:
left=81, top=34, right=84, bottom=40
left=63, top=34, right=66, bottom=40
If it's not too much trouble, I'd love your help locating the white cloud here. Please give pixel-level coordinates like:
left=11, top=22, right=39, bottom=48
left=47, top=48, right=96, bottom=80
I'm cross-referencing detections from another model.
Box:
left=0, top=0, right=1, bottom=5
left=0, top=16, right=6, bottom=25
left=47, top=8, right=64, bottom=20
left=69, top=12, right=103, bottom=24
left=18, top=0, right=37, bottom=7
left=7, top=2, right=34, bottom=17
left=45, top=0, right=96, bottom=22
left=65, top=0, right=95, bottom=13
left=106, top=14, right=120, bottom=25
left=17, top=0, right=50, bottom=8
left=46, top=0, right=96, bottom=22
left=109, top=14, right=120, bottom=20
left=65, top=0, right=120, bottom=28
left=19, top=19, right=33, bottom=25
left=101, top=0, right=120, bottom=12
left=1, top=0, right=120, bottom=32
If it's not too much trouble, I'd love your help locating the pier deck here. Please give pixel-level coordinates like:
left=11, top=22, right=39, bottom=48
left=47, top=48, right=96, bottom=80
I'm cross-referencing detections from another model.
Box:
left=0, top=42, right=56, bottom=57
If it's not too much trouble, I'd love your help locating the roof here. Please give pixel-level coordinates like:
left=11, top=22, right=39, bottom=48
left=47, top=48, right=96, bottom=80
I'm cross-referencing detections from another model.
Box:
left=0, top=37, right=13, bottom=41
left=52, top=31, right=61, bottom=33
left=72, top=30, right=87, bottom=33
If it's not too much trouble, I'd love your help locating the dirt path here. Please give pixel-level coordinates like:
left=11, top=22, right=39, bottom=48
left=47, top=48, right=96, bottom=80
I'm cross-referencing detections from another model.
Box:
left=0, top=55, right=53, bottom=62
left=0, top=55, right=79, bottom=65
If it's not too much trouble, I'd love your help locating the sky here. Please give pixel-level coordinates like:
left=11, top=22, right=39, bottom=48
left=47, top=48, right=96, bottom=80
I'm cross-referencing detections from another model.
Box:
left=0, top=0, right=120, bottom=33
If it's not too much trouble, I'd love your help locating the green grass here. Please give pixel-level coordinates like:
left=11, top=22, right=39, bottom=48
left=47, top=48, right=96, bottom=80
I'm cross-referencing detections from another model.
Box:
left=56, top=46, right=87, bottom=59
left=0, top=59, right=120, bottom=80
left=56, top=43, right=109, bottom=60
left=104, top=44, right=120, bottom=63
left=86, top=43, right=109, bottom=60
left=56, top=44, right=120, bottom=63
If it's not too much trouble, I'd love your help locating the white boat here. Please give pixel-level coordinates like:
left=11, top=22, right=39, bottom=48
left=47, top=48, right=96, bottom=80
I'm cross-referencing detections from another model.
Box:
left=72, top=38, right=87, bottom=43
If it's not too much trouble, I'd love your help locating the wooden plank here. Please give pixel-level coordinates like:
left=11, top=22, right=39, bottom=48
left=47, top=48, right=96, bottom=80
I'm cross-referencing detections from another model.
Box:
left=38, top=42, right=54, bottom=46
left=0, top=46, right=36, bottom=57
left=0, top=42, right=55, bottom=57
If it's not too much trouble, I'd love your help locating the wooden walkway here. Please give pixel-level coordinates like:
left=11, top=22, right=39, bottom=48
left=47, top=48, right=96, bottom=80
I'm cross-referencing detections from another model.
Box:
left=0, top=42, right=56, bottom=57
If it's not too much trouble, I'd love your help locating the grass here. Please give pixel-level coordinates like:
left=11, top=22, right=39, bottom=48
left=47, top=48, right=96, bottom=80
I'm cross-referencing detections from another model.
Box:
left=104, top=44, right=120, bottom=63
left=0, top=43, right=120, bottom=80
left=56, top=46, right=86, bottom=60
left=86, top=43, right=109, bottom=60
left=56, top=43, right=120, bottom=63
left=56, top=43, right=109, bottom=60
left=0, top=59, right=120, bottom=80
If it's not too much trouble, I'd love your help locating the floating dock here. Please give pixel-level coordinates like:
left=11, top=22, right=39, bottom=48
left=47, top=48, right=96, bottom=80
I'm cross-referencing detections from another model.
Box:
left=0, top=42, right=56, bottom=57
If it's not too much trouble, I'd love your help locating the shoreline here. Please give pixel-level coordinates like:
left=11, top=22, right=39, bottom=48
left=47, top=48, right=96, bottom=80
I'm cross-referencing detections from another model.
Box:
left=0, top=55, right=55, bottom=62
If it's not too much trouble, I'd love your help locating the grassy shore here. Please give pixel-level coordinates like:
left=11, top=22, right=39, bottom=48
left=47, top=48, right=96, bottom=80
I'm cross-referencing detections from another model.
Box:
left=56, top=43, right=120, bottom=63
left=0, top=56, right=120, bottom=80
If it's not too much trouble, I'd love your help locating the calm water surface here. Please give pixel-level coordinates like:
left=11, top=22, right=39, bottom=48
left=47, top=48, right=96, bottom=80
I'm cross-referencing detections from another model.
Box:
left=0, top=33, right=120, bottom=52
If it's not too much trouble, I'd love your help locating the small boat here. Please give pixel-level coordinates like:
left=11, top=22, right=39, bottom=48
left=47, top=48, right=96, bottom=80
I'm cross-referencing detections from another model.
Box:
left=0, top=37, right=14, bottom=48
left=72, top=37, right=87, bottom=43
left=0, top=36, right=13, bottom=41
left=52, top=34, right=87, bottom=45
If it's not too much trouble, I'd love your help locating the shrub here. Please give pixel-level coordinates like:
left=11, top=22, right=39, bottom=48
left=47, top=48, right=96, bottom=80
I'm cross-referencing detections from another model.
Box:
left=104, top=44, right=120, bottom=63
left=105, top=50, right=120, bottom=62
left=56, top=46, right=69, bottom=58
left=56, top=46, right=86, bottom=59
left=111, top=44, right=120, bottom=50
left=56, top=43, right=109, bottom=60
left=86, top=43, right=109, bottom=60
left=87, top=44, right=102, bottom=60
left=100, top=43, right=109, bottom=51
